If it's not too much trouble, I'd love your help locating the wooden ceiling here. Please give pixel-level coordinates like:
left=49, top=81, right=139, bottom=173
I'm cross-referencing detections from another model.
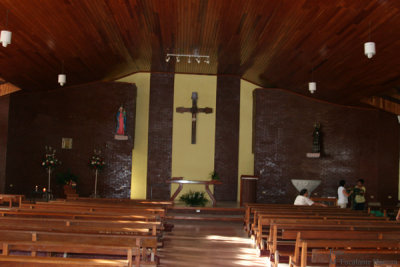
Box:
left=0, top=0, right=400, bottom=108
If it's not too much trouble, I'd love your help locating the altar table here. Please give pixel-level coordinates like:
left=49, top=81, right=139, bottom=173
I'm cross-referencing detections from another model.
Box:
left=166, top=178, right=222, bottom=207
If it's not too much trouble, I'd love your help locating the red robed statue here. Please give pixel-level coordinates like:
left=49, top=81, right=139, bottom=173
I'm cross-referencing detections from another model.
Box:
left=115, top=106, right=128, bottom=140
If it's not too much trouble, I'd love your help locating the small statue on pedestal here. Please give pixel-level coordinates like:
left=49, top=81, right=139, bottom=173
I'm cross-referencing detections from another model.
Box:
left=114, top=106, right=128, bottom=140
left=312, top=123, right=321, bottom=153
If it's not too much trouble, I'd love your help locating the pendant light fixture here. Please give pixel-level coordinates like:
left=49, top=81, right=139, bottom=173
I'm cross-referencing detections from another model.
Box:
left=308, top=67, right=316, bottom=94
left=364, top=22, right=376, bottom=59
left=0, top=10, right=12, bottom=48
left=58, top=61, right=66, bottom=86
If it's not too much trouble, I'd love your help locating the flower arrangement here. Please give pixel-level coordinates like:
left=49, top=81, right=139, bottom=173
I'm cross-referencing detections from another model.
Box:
left=41, top=146, right=61, bottom=170
left=89, top=149, right=105, bottom=170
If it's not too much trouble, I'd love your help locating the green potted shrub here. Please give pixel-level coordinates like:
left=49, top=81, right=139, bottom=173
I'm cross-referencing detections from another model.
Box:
left=179, top=191, right=208, bottom=207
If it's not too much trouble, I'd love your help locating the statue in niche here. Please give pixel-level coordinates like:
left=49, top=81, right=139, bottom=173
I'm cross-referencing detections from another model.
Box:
left=114, top=106, right=128, bottom=140
left=312, top=122, right=321, bottom=153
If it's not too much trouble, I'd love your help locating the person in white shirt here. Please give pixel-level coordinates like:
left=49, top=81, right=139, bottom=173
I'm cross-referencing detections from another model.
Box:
left=337, top=180, right=352, bottom=208
left=396, top=209, right=400, bottom=221
left=294, top=189, right=327, bottom=207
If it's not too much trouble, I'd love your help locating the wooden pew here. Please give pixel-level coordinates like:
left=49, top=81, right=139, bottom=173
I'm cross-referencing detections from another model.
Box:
left=266, top=219, right=400, bottom=252
left=0, top=194, right=24, bottom=208
left=0, top=221, right=159, bottom=266
left=280, top=230, right=400, bottom=267
left=0, top=216, right=162, bottom=236
left=294, top=239, right=400, bottom=267
left=0, top=209, right=160, bottom=222
left=0, top=240, right=138, bottom=267
left=244, top=203, right=367, bottom=234
left=255, top=215, right=391, bottom=250
left=21, top=202, right=166, bottom=216
left=267, top=222, right=400, bottom=267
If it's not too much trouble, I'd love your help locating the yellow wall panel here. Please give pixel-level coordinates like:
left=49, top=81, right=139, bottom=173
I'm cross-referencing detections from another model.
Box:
left=171, top=74, right=217, bottom=200
left=237, top=80, right=256, bottom=202
left=117, top=73, right=150, bottom=199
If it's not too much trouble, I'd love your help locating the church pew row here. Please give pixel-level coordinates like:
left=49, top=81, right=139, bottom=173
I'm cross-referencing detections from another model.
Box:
left=250, top=209, right=383, bottom=236
left=21, top=202, right=166, bottom=217
left=280, top=230, right=400, bottom=267
left=265, top=221, right=400, bottom=267
left=1, top=209, right=161, bottom=222
left=259, top=217, right=400, bottom=252
left=293, top=239, right=400, bottom=267
left=0, top=194, right=24, bottom=208
left=0, top=240, right=140, bottom=267
left=250, top=209, right=385, bottom=243
left=59, top=197, right=174, bottom=208
left=0, top=199, right=170, bottom=266
left=0, top=226, right=159, bottom=266
left=244, top=203, right=368, bottom=234
left=0, top=216, right=162, bottom=236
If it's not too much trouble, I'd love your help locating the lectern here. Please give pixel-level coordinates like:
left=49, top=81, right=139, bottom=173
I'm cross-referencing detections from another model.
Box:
left=240, top=175, right=258, bottom=207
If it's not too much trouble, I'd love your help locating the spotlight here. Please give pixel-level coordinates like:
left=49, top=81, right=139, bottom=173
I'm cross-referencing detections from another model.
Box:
left=195, top=57, right=200, bottom=64
left=204, top=58, right=210, bottom=64
left=188, top=57, right=191, bottom=64
left=165, top=56, right=170, bottom=62
left=176, top=56, right=180, bottom=63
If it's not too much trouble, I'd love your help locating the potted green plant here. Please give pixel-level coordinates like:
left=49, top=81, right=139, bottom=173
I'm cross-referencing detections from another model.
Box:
left=210, top=170, right=220, bottom=180
left=179, top=191, right=209, bottom=207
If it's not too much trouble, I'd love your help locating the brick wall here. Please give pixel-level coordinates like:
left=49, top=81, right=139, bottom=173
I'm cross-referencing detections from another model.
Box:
left=214, top=76, right=240, bottom=201
left=0, top=95, right=9, bottom=193
left=147, top=73, right=174, bottom=199
left=6, top=81, right=136, bottom=198
left=254, top=89, right=399, bottom=205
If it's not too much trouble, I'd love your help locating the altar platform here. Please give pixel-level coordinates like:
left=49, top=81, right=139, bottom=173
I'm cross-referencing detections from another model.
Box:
left=166, top=201, right=245, bottom=222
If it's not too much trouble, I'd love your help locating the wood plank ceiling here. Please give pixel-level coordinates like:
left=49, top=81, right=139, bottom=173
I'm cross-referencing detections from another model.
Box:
left=0, top=0, right=399, bottom=110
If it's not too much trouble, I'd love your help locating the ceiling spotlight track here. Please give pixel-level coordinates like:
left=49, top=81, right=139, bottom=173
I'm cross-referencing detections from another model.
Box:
left=165, top=53, right=210, bottom=64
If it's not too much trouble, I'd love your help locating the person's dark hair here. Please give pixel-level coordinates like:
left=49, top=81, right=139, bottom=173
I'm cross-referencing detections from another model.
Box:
left=299, top=189, right=308, bottom=196
left=339, top=180, right=346, bottom=187
left=357, top=179, right=364, bottom=184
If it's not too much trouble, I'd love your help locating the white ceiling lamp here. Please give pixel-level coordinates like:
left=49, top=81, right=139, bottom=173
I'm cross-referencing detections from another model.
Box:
left=1, top=10, right=11, bottom=48
left=58, top=61, right=66, bottom=86
left=308, top=82, right=316, bottom=94
left=364, top=22, right=376, bottom=59
left=364, top=42, right=376, bottom=59
left=308, top=67, right=316, bottom=94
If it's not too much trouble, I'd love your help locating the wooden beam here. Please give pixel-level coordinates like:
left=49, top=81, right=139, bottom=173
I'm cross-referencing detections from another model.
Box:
left=361, top=96, right=400, bottom=115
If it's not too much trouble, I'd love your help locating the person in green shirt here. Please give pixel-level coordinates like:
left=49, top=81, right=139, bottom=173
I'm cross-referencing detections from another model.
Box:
left=352, top=179, right=366, bottom=210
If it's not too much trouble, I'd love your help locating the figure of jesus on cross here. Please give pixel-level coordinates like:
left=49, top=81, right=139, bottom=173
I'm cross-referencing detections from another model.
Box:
left=176, top=92, right=213, bottom=144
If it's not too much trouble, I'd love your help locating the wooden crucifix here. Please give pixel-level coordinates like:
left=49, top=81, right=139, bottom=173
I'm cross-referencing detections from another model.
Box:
left=176, top=92, right=213, bottom=144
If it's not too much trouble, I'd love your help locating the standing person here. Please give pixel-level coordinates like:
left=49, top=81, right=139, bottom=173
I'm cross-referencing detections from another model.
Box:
left=337, top=180, right=352, bottom=208
left=396, top=209, right=400, bottom=221
left=294, top=189, right=327, bottom=207
left=353, top=179, right=366, bottom=210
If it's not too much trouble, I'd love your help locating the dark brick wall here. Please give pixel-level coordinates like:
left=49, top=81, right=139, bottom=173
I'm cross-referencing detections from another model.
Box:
left=214, top=76, right=240, bottom=201
left=0, top=95, right=9, bottom=193
left=147, top=73, right=174, bottom=199
left=6, top=82, right=136, bottom=198
left=254, top=89, right=399, bottom=205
